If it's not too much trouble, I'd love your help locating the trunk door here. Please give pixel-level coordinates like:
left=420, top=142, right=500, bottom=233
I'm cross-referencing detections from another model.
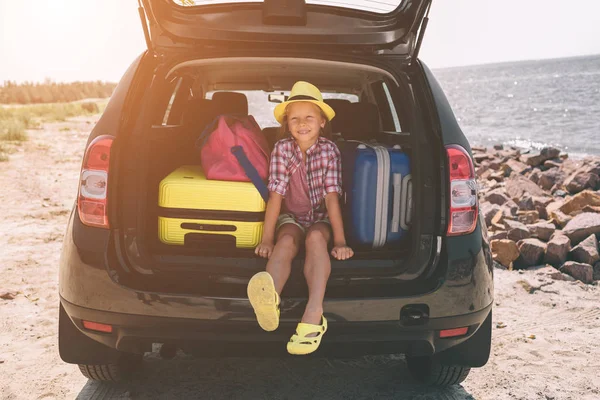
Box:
left=140, top=0, right=430, bottom=57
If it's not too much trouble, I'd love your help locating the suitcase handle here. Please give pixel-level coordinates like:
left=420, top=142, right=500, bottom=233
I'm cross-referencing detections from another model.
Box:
left=391, top=173, right=402, bottom=233
left=400, top=174, right=413, bottom=230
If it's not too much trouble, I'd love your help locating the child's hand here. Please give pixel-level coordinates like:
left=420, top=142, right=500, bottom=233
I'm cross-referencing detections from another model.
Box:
left=255, top=242, right=275, bottom=259
left=331, top=244, right=354, bottom=260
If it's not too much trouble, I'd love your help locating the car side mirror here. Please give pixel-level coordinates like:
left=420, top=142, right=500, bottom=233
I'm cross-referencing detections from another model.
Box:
left=268, top=93, right=288, bottom=104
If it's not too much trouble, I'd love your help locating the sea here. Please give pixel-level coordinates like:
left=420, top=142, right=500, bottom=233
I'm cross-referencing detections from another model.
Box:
left=433, top=54, right=600, bottom=157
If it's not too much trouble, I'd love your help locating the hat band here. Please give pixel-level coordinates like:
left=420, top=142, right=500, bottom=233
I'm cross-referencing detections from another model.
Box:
left=288, top=94, right=319, bottom=102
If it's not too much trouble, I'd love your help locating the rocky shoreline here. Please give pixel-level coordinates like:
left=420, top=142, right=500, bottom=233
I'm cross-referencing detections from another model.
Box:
left=474, top=145, right=600, bottom=284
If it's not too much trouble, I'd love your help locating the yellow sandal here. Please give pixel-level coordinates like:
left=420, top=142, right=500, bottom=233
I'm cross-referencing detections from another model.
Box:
left=287, top=316, right=328, bottom=355
left=247, top=271, right=280, bottom=332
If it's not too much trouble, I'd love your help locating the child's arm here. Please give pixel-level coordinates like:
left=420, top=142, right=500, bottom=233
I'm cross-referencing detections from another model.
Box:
left=255, top=192, right=283, bottom=259
left=325, top=193, right=354, bottom=260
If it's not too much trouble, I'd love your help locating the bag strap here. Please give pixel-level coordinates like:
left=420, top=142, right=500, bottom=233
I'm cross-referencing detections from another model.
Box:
left=231, top=146, right=270, bottom=203
left=195, top=115, right=223, bottom=150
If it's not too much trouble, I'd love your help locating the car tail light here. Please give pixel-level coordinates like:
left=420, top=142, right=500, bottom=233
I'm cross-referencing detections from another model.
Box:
left=82, top=320, right=113, bottom=333
left=78, top=135, right=114, bottom=228
left=446, top=145, right=478, bottom=236
left=439, top=327, right=468, bottom=338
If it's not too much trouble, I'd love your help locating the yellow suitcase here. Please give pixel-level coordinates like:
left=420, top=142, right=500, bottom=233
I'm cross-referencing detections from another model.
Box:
left=158, top=166, right=265, bottom=248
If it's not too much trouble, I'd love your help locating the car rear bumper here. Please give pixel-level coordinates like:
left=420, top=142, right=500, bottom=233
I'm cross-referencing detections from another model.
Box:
left=61, top=296, right=492, bottom=358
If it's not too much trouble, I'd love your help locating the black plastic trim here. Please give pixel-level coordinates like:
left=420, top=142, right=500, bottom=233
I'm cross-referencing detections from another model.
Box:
left=61, top=296, right=492, bottom=359
left=158, top=206, right=265, bottom=222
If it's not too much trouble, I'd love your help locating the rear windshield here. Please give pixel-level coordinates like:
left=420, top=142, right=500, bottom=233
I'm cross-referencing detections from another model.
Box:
left=172, top=0, right=403, bottom=14
left=207, top=90, right=358, bottom=128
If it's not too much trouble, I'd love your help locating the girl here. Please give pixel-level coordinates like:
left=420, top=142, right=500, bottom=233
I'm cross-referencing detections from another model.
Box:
left=247, top=81, right=353, bottom=355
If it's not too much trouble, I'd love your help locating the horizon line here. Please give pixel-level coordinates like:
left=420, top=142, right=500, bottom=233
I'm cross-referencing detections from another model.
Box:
left=2, top=52, right=599, bottom=85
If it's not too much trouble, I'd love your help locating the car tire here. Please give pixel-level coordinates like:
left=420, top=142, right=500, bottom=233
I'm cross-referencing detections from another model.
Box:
left=406, top=355, right=471, bottom=386
left=77, top=354, right=142, bottom=382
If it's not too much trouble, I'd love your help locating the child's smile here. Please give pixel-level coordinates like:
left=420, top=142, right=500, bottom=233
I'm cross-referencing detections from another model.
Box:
left=286, top=102, right=326, bottom=149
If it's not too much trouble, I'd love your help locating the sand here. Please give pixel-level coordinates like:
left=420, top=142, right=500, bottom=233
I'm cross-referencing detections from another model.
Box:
left=0, top=116, right=599, bottom=400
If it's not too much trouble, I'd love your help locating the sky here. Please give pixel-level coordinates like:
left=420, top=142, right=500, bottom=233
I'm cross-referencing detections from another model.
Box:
left=1, top=0, right=599, bottom=83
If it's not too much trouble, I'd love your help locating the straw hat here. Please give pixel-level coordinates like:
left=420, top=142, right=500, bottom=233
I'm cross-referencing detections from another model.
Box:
left=274, top=81, right=335, bottom=124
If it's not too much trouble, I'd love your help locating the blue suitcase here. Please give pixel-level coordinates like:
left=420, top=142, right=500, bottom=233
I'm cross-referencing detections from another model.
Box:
left=339, top=142, right=412, bottom=248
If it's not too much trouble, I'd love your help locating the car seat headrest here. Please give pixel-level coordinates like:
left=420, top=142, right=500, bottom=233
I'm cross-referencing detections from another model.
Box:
left=261, top=127, right=280, bottom=150
left=324, top=99, right=351, bottom=113
left=211, top=92, right=249, bottom=116
left=342, top=102, right=381, bottom=141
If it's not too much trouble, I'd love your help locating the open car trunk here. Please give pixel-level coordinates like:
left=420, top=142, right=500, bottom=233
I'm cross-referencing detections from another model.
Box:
left=113, top=55, right=442, bottom=297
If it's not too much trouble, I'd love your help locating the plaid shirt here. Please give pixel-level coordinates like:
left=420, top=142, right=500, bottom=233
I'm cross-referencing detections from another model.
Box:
left=267, top=137, right=342, bottom=227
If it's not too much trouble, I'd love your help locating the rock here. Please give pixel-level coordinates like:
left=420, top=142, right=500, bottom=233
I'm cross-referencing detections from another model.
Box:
left=538, top=169, right=566, bottom=191
left=532, top=265, right=571, bottom=281
left=521, top=153, right=546, bottom=167
left=516, top=238, right=547, bottom=268
left=529, top=170, right=541, bottom=184
left=594, top=262, right=600, bottom=281
left=517, top=195, right=535, bottom=211
left=504, top=219, right=531, bottom=241
left=532, top=196, right=553, bottom=220
left=527, top=221, right=556, bottom=241
left=560, top=261, right=594, bottom=284
left=489, top=231, right=508, bottom=241
left=490, top=210, right=506, bottom=230
left=493, top=144, right=504, bottom=151
left=518, top=210, right=540, bottom=225
left=505, top=176, right=546, bottom=200
left=569, top=234, right=600, bottom=265
left=481, top=202, right=501, bottom=226
left=541, top=147, right=561, bottom=160
left=554, top=190, right=568, bottom=197
left=504, top=159, right=531, bottom=175
left=520, top=147, right=561, bottom=167
left=484, top=190, right=511, bottom=206
left=559, top=190, right=600, bottom=215
left=489, top=158, right=503, bottom=170
left=488, top=171, right=505, bottom=182
left=0, top=292, right=18, bottom=300
left=565, top=172, right=600, bottom=194
left=544, top=234, right=571, bottom=266
left=583, top=205, right=600, bottom=213
left=562, top=212, right=600, bottom=244
left=546, top=199, right=565, bottom=215
left=550, top=210, right=573, bottom=228
left=473, top=153, right=491, bottom=163
left=543, top=159, right=563, bottom=169
left=477, top=165, right=491, bottom=178
left=533, top=196, right=554, bottom=207
left=491, top=239, right=520, bottom=268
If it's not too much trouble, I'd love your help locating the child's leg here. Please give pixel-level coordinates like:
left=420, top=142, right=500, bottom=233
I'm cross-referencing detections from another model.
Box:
left=267, top=223, right=304, bottom=294
left=301, top=222, right=332, bottom=325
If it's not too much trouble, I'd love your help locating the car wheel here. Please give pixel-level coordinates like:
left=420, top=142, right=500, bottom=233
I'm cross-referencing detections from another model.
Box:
left=406, top=355, right=471, bottom=386
left=78, top=353, right=142, bottom=382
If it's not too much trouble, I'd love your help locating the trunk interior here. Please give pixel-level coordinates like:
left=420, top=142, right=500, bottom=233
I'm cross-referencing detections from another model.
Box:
left=113, top=56, right=442, bottom=297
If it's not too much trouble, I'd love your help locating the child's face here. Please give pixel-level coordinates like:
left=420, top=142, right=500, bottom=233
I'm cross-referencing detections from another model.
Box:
left=286, top=102, right=326, bottom=147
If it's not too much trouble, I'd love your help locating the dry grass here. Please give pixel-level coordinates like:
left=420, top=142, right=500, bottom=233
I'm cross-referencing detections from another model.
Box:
left=0, top=144, right=8, bottom=162
left=0, top=99, right=107, bottom=161
left=0, top=100, right=105, bottom=143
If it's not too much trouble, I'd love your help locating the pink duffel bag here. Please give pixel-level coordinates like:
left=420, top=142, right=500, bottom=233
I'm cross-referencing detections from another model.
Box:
left=196, top=115, right=270, bottom=182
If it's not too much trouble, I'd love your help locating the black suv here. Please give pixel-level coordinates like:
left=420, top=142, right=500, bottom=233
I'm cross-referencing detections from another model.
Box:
left=59, top=0, right=493, bottom=386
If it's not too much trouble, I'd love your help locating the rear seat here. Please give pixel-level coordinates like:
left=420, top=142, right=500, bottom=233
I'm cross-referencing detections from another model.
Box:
left=211, top=92, right=249, bottom=116
left=336, top=102, right=382, bottom=142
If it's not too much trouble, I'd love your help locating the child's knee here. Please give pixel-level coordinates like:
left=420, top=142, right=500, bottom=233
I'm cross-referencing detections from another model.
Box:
left=305, top=228, right=327, bottom=248
left=278, top=232, right=300, bottom=249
